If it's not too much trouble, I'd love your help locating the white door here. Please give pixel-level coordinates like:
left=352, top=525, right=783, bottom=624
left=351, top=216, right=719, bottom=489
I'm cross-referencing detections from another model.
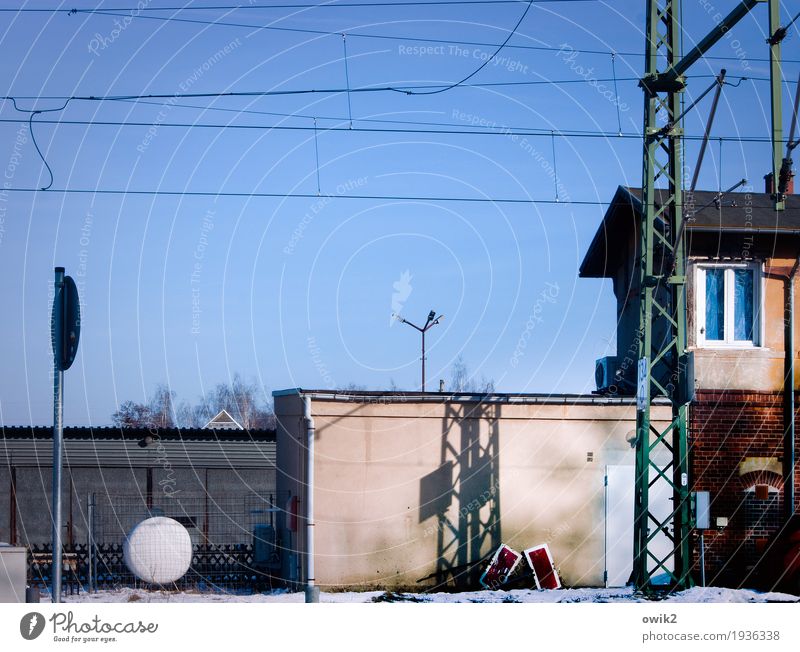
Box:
left=605, top=465, right=674, bottom=587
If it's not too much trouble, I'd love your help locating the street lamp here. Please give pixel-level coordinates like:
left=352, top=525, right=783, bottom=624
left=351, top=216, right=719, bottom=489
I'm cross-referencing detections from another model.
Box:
left=392, top=310, right=444, bottom=392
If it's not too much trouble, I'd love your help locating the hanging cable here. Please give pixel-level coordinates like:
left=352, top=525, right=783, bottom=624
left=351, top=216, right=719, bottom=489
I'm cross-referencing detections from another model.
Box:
left=611, top=52, right=622, bottom=136
left=29, top=112, right=54, bottom=190
left=313, top=117, right=321, bottom=195
left=390, top=0, right=534, bottom=95
left=342, top=33, right=354, bottom=128
left=8, top=97, right=71, bottom=190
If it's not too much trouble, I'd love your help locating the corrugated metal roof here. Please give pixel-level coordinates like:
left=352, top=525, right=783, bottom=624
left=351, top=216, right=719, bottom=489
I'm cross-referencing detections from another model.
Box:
left=0, top=429, right=275, bottom=468
left=1, top=425, right=275, bottom=442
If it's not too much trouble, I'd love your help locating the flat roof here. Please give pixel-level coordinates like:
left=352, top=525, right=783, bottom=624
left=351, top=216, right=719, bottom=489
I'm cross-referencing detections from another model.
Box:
left=273, top=388, right=670, bottom=405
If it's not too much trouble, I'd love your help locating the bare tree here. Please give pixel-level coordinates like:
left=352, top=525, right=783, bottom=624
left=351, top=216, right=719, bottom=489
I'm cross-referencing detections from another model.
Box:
left=111, top=400, right=154, bottom=428
left=113, top=376, right=276, bottom=429
left=449, top=355, right=495, bottom=393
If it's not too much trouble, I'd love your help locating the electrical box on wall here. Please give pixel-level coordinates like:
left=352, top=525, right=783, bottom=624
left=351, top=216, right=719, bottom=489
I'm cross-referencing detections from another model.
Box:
left=694, top=491, right=711, bottom=530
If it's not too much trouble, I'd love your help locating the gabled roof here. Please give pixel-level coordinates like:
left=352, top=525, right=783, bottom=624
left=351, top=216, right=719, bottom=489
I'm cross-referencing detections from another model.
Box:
left=203, top=409, right=244, bottom=430
left=580, top=186, right=800, bottom=278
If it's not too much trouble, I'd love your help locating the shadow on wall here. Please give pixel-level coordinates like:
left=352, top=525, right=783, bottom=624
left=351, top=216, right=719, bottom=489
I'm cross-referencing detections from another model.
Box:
left=418, top=402, right=502, bottom=589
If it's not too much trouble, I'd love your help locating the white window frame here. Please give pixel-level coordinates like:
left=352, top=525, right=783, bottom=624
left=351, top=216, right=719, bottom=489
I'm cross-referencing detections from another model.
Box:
left=695, top=261, right=763, bottom=348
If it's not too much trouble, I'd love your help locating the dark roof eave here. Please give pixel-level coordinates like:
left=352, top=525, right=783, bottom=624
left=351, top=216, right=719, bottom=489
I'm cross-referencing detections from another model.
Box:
left=579, top=186, right=640, bottom=278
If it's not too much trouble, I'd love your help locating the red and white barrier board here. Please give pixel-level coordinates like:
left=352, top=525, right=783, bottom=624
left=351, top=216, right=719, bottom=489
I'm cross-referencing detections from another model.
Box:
left=479, top=544, right=521, bottom=589
left=524, top=543, right=561, bottom=590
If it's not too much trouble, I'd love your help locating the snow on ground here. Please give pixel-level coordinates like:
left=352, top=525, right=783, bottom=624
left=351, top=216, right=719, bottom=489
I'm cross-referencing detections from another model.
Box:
left=61, top=586, right=798, bottom=604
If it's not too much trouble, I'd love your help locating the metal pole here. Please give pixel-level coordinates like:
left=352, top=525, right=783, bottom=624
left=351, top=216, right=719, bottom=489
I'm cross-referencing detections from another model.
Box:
left=52, top=266, right=64, bottom=603
left=768, top=0, right=784, bottom=210
left=303, top=396, right=319, bottom=603
left=786, top=260, right=799, bottom=519
left=87, top=493, right=95, bottom=593
left=421, top=329, right=426, bottom=392
left=689, top=70, right=726, bottom=195
left=699, top=532, right=706, bottom=587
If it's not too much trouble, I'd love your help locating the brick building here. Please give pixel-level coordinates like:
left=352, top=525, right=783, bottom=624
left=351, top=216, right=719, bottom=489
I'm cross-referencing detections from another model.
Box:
left=580, top=185, right=800, bottom=590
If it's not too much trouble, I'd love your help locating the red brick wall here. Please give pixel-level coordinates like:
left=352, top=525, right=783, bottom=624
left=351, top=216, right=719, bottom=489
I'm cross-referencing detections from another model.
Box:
left=690, top=390, right=799, bottom=588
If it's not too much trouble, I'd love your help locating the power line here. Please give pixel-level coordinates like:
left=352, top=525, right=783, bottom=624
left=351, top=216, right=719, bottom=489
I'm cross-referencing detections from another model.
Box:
left=64, top=7, right=800, bottom=65
left=0, top=116, right=788, bottom=144
left=3, top=72, right=771, bottom=110
left=3, top=1, right=592, bottom=11
left=3, top=186, right=608, bottom=204
left=102, top=96, right=798, bottom=140
left=5, top=186, right=800, bottom=210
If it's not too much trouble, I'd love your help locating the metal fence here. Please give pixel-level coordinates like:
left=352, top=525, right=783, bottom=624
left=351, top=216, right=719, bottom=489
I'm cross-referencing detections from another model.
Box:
left=29, top=491, right=288, bottom=595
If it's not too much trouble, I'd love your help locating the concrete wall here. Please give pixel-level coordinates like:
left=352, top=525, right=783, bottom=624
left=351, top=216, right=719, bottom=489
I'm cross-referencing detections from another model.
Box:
left=275, top=393, right=672, bottom=590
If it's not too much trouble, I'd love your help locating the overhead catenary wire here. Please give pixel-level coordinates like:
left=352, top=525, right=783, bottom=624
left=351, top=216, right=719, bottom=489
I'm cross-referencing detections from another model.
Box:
left=0, top=71, right=781, bottom=110
left=4, top=0, right=595, bottom=11
left=0, top=116, right=791, bottom=145
left=58, top=8, right=800, bottom=65
left=5, top=186, right=800, bottom=209
left=79, top=95, right=798, bottom=144
left=2, top=186, right=612, bottom=204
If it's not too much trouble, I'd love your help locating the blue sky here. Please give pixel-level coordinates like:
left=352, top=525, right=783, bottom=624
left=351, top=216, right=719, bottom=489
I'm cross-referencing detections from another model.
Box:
left=0, top=0, right=798, bottom=425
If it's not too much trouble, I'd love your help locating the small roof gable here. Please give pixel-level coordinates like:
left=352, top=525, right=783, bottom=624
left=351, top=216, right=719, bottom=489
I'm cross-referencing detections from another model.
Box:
left=203, top=409, right=244, bottom=430
left=580, top=186, right=800, bottom=278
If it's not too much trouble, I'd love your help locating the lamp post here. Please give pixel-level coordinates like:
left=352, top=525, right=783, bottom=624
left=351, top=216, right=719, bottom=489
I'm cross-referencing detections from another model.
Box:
left=393, top=310, right=443, bottom=392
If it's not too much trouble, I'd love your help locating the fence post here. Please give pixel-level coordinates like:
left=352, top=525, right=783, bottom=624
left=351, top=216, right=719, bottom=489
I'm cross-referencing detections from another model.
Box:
left=87, top=493, right=96, bottom=593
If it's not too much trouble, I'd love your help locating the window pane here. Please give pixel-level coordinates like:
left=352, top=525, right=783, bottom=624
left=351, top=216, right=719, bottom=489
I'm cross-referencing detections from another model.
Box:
left=705, top=269, right=724, bottom=340
left=734, top=269, right=754, bottom=341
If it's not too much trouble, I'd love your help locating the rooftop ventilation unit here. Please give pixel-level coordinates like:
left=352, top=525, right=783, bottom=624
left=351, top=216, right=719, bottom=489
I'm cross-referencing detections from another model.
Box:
left=595, top=356, right=620, bottom=394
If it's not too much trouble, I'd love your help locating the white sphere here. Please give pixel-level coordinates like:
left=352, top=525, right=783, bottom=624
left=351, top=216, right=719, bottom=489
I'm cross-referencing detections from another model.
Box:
left=123, top=517, right=192, bottom=584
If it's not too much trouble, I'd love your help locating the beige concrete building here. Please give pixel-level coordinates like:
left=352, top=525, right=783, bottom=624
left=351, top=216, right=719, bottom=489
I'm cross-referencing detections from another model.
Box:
left=274, top=390, right=672, bottom=590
